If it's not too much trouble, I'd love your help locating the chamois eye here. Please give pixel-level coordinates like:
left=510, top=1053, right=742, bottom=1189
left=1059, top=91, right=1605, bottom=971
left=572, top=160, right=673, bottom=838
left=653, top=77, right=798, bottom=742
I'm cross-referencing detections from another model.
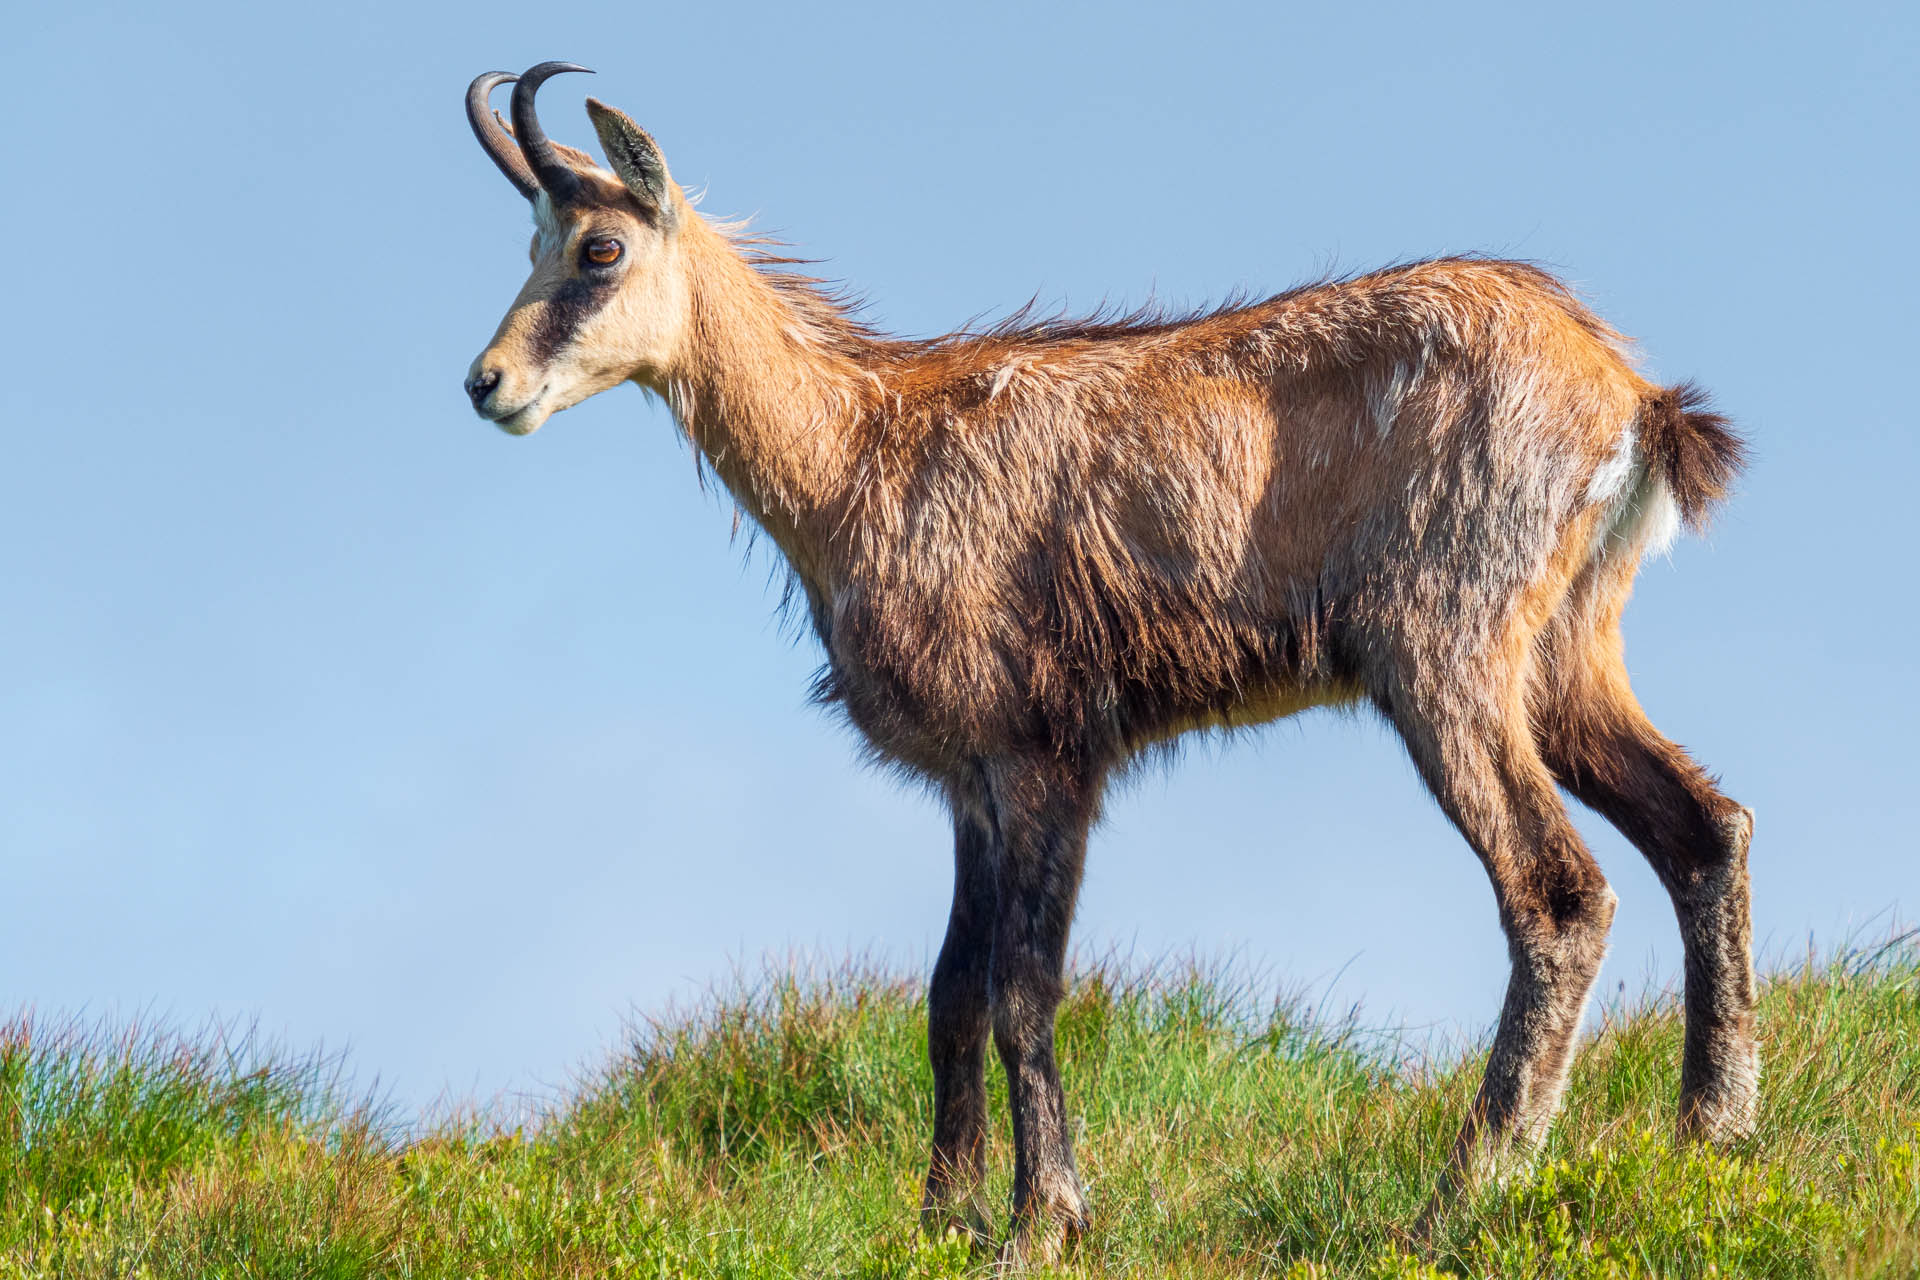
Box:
left=584, top=237, right=623, bottom=267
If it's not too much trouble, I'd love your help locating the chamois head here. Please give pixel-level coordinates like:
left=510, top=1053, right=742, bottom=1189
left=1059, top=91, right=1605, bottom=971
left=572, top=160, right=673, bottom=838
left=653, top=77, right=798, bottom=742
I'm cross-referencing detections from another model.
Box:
left=463, top=63, right=686, bottom=435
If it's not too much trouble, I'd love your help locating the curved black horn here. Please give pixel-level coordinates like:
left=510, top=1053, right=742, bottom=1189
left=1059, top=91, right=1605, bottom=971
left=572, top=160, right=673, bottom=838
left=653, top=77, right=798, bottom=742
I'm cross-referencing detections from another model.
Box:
left=465, top=71, right=540, bottom=199
left=512, top=61, right=594, bottom=205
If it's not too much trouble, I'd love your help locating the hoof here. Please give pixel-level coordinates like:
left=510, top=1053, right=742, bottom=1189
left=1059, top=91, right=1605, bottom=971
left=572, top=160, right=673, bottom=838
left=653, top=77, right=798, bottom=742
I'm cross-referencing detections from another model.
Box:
left=995, top=1196, right=1089, bottom=1271
left=920, top=1183, right=992, bottom=1251
left=1416, top=1125, right=1543, bottom=1243
left=1677, top=1066, right=1761, bottom=1147
left=920, top=1208, right=991, bottom=1253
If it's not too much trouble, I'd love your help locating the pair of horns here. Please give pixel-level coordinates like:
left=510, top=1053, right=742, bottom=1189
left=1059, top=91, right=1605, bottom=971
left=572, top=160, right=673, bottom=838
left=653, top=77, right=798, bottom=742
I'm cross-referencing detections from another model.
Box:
left=466, top=61, right=592, bottom=204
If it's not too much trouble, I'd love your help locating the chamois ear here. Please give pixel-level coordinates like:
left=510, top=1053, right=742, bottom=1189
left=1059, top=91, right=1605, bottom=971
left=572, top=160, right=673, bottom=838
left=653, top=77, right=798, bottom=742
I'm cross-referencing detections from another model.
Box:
left=585, top=98, right=675, bottom=225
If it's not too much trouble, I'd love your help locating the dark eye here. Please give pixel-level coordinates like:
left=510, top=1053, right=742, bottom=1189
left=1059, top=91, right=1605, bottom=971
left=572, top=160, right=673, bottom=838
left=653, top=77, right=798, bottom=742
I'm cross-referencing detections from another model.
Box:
left=583, top=237, right=623, bottom=267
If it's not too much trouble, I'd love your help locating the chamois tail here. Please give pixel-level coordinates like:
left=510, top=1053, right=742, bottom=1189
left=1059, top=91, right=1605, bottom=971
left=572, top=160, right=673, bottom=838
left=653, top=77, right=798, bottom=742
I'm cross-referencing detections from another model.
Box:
left=1637, top=381, right=1747, bottom=533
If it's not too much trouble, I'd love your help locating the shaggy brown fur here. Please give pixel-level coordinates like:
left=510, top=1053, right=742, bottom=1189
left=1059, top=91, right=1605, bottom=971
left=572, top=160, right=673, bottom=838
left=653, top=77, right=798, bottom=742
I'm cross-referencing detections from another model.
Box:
left=463, top=70, right=1756, bottom=1263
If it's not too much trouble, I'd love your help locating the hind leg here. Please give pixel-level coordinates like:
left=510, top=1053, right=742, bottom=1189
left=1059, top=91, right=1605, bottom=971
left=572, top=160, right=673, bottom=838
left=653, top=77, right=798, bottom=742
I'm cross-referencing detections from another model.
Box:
left=1383, top=648, right=1618, bottom=1209
left=1531, top=624, right=1758, bottom=1141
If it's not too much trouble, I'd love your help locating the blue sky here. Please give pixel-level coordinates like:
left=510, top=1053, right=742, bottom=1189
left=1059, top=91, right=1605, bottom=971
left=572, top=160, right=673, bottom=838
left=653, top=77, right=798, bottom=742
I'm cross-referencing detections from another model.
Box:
left=4, top=0, right=1915, bottom=1112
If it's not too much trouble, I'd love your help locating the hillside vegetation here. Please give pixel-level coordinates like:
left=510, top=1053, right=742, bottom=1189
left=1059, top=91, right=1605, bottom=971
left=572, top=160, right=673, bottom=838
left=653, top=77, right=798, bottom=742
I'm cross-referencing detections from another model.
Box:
left=2, top=941, right=1918, bottom=1278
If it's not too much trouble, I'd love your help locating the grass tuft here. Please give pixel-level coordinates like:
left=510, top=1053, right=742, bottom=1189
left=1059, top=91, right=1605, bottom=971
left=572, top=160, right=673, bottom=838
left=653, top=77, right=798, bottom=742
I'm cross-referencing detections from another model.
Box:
left=3, top=942, right=1919, bottom=1277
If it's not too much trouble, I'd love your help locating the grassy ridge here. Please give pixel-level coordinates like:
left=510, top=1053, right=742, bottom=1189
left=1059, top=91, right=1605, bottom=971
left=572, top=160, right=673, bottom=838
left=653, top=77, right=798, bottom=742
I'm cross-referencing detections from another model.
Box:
left=2, top=944, right=1918, bottom=1278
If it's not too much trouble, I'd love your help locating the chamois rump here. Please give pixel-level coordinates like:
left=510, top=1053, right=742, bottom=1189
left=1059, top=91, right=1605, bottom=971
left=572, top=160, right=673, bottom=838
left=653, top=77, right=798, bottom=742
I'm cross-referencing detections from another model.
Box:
left=461, top=63, right=1756, bottom=1262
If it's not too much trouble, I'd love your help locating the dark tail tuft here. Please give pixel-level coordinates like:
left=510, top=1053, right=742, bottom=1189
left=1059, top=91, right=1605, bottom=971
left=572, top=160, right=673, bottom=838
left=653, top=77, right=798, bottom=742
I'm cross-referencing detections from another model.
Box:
left=1639, top=381, right=1747, bottom=531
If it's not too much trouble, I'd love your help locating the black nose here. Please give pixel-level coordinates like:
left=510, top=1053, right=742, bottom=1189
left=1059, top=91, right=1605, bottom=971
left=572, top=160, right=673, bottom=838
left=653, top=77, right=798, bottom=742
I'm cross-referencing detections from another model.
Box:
left=465, top=367, right=502, bottom=411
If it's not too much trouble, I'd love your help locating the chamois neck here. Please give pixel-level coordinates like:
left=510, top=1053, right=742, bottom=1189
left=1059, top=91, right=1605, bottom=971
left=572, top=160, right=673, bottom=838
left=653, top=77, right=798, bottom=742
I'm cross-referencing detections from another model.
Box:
left=661, top=218, right=873, bottom=581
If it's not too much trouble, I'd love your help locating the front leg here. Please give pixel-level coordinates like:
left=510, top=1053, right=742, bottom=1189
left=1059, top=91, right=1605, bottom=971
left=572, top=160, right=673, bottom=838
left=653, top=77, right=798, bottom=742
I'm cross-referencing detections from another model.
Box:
left=987, top=760, right=1096, bottom=1266
left=921, top=806, right=998, bottom=1243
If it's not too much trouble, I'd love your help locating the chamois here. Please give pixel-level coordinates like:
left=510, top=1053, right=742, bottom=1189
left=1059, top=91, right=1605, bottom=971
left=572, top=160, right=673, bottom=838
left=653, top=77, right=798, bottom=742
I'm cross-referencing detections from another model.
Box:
left=462, top=63, right=1756, bottom=1261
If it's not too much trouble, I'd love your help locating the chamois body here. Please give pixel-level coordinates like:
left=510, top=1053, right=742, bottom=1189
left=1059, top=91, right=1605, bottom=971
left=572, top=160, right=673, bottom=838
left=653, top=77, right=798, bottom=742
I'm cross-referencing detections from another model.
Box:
left=734, top=258, right=1653, bottom=777
left=463, top=65, right=1758, bottom=1263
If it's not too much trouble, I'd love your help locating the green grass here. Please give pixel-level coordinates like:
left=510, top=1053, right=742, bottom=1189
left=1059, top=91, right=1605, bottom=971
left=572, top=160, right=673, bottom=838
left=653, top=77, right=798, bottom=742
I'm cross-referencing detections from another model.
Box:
left=3, top=941, right=1919, bottom=1278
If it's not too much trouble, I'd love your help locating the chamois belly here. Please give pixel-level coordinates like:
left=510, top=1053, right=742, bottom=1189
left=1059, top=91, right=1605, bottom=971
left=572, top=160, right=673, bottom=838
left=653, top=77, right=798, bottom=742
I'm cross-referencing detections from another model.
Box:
left=824, top=569, right=1361, bottom=776
left=1149, top=677, right=1366, bottom=745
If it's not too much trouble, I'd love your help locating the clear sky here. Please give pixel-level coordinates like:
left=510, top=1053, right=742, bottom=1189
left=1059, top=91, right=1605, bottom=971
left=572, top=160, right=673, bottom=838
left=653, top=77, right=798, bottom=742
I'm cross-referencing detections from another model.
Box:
left=5, top=1, right=1915, bottom=1114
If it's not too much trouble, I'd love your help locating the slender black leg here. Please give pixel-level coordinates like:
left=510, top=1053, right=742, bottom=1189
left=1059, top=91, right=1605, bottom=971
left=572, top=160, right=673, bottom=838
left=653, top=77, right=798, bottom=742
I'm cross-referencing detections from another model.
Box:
left=921, top=805, right=998, bottom=1242
left=986, top=762, right=1095, bottom=1264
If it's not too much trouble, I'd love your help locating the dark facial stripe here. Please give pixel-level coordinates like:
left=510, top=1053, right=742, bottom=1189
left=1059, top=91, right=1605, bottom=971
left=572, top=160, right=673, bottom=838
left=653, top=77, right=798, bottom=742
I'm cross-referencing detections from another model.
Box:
left=527, top=276, right=618, bottom=364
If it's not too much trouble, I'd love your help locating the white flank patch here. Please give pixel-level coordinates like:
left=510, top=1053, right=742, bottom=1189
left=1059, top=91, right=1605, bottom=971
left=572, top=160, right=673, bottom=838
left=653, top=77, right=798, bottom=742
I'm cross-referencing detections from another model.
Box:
left=1637, top=476, right=1682, bottom=559
left=1364, top=346, right=1429, bottom=437
left=989, top=362, right=1019, bottom=401
left=1586, top=424, right=1638, bottom=507
left=1589, top=430, right=1682, bottom=565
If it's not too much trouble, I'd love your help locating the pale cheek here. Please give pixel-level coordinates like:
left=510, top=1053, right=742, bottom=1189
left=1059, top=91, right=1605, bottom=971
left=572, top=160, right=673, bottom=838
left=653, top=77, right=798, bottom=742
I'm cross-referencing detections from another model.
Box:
left=605, top=281, right=683, bottom=368
left=545, top=308, right=653, bottom=399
